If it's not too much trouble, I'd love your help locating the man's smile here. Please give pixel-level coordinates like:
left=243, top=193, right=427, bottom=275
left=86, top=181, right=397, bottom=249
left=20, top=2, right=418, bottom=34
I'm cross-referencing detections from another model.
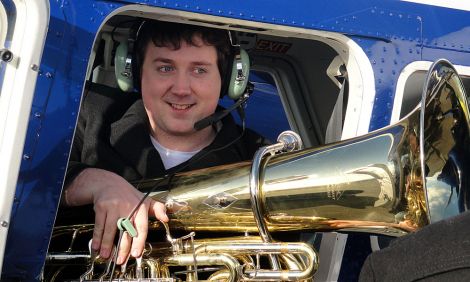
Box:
left=168, top=103, right=194, bottom=110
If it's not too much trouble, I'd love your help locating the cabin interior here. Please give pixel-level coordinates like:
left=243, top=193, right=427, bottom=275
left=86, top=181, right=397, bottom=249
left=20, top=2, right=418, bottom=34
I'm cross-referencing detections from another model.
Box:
left=86, top=12, right=356, bottom=148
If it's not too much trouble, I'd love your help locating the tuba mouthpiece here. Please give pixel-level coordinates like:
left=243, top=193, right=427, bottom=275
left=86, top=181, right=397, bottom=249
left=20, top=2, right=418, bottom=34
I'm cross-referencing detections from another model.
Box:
left=277, top=130, right=303, bottom=152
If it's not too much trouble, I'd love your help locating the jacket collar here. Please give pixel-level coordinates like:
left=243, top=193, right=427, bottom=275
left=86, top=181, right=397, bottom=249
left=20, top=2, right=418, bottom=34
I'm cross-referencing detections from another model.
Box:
left=109, top=100, right=166, bottom=178
left=109, top=100, right=241, bottom=178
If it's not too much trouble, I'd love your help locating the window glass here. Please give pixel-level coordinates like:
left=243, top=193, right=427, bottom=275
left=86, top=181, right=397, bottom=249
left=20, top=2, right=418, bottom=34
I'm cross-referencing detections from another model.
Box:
left=400, top=71, right=426, bottom=119
left=219, top=70, right=291, bottom=142
left=401, top=71, right=470, bottom=119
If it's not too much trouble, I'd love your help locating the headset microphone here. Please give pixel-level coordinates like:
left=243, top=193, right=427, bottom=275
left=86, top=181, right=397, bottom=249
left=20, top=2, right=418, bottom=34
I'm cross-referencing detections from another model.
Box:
left=194, top=82, right=253, bottom=131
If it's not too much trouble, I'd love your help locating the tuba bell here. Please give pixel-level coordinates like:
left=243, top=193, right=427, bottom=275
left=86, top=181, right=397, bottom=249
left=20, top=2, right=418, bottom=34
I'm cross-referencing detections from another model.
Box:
left=45, top=59, right=470, bottom=281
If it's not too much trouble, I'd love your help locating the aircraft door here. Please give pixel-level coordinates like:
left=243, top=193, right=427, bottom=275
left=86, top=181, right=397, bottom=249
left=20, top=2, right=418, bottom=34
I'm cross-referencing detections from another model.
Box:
left=0, top=0, right=17, bottom=274
left=0, top=0, right=49, bottom=275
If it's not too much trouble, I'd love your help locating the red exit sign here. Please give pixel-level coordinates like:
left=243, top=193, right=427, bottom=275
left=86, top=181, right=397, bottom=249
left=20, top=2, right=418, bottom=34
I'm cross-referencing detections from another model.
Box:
left=255, top=39, right=292, bottom=54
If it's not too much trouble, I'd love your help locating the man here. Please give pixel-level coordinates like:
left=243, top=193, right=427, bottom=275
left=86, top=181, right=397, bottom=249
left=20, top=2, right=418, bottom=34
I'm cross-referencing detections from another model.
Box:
left=62, top=20, right=269, bottom=265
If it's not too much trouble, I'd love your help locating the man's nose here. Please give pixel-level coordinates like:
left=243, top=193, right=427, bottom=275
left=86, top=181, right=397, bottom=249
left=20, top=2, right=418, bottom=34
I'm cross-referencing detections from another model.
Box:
left=171, top=72, right=191, bottom=96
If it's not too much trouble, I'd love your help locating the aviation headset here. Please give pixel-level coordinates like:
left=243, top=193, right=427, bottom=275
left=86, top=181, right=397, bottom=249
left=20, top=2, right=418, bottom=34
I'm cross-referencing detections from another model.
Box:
left=114, top=20, right=250, bottom=100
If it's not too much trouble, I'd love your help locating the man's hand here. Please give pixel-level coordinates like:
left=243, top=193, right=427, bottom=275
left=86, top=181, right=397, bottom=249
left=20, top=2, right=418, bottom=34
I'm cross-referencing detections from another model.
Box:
left=64, top=168, right=169, bottom=264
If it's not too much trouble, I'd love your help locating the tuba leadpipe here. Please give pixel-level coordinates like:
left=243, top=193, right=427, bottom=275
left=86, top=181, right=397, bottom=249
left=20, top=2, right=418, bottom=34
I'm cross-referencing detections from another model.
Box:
left=140, top=59, right=470, bottom=237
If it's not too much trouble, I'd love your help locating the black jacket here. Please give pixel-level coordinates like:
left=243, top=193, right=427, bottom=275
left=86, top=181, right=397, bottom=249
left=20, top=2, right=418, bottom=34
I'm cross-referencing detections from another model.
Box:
left=359, top=210, right=470, bottom=282
left=66, top=83, right=270, bottom=186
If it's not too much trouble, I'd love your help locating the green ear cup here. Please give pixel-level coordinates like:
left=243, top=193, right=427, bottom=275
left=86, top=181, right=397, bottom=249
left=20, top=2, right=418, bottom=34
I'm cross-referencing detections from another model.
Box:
left=227, top=49, right=250, bottom=100
left=114, top=42, right=134, bottom=92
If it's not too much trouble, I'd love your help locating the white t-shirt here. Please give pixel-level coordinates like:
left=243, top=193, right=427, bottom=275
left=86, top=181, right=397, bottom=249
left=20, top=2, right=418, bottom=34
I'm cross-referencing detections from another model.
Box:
left=150, top=135, right=200, bottom=169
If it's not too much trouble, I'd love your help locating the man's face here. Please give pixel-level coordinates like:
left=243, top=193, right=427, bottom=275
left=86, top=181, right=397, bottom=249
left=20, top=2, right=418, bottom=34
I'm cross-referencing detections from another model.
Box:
left=141, top=35, right=221, bottom=140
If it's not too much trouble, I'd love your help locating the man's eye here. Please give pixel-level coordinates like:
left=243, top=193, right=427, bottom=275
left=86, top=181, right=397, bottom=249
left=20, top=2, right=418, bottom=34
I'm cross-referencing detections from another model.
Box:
left=158, top=66, right=174, bottom=72
left=194, top=67, right=207, bottom=74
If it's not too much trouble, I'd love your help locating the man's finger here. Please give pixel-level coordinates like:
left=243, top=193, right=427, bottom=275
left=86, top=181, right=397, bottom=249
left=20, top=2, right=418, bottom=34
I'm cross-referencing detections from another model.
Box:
left=92, top=210, right=106, bottom=253
left=100, top=214, right=118, bottom=259
left=150, top=200, right=169, bottom=222
left=130, top=205, right=149, bottom=258
left=116, top=232, right=132, bottom=265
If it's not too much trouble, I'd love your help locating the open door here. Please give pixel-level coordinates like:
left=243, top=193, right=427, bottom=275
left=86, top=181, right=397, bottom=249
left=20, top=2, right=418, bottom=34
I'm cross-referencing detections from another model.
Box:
left=0, top=0, right=49, bottom=274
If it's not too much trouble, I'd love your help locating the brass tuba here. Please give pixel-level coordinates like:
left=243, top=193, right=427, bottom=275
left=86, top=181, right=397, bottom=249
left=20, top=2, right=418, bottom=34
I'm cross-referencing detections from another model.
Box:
left=144, top=59, right=470, bottom=235
left=45, top=59, right=470, bottom=281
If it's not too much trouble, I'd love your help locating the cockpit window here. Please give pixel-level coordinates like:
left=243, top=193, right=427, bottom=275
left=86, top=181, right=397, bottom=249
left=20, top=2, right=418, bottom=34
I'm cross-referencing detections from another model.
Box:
left=219, top=70, right=291, bottom=141
left=392, top=61, right=470, bottom=126
left=398, top=67, right=470, bottom=121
